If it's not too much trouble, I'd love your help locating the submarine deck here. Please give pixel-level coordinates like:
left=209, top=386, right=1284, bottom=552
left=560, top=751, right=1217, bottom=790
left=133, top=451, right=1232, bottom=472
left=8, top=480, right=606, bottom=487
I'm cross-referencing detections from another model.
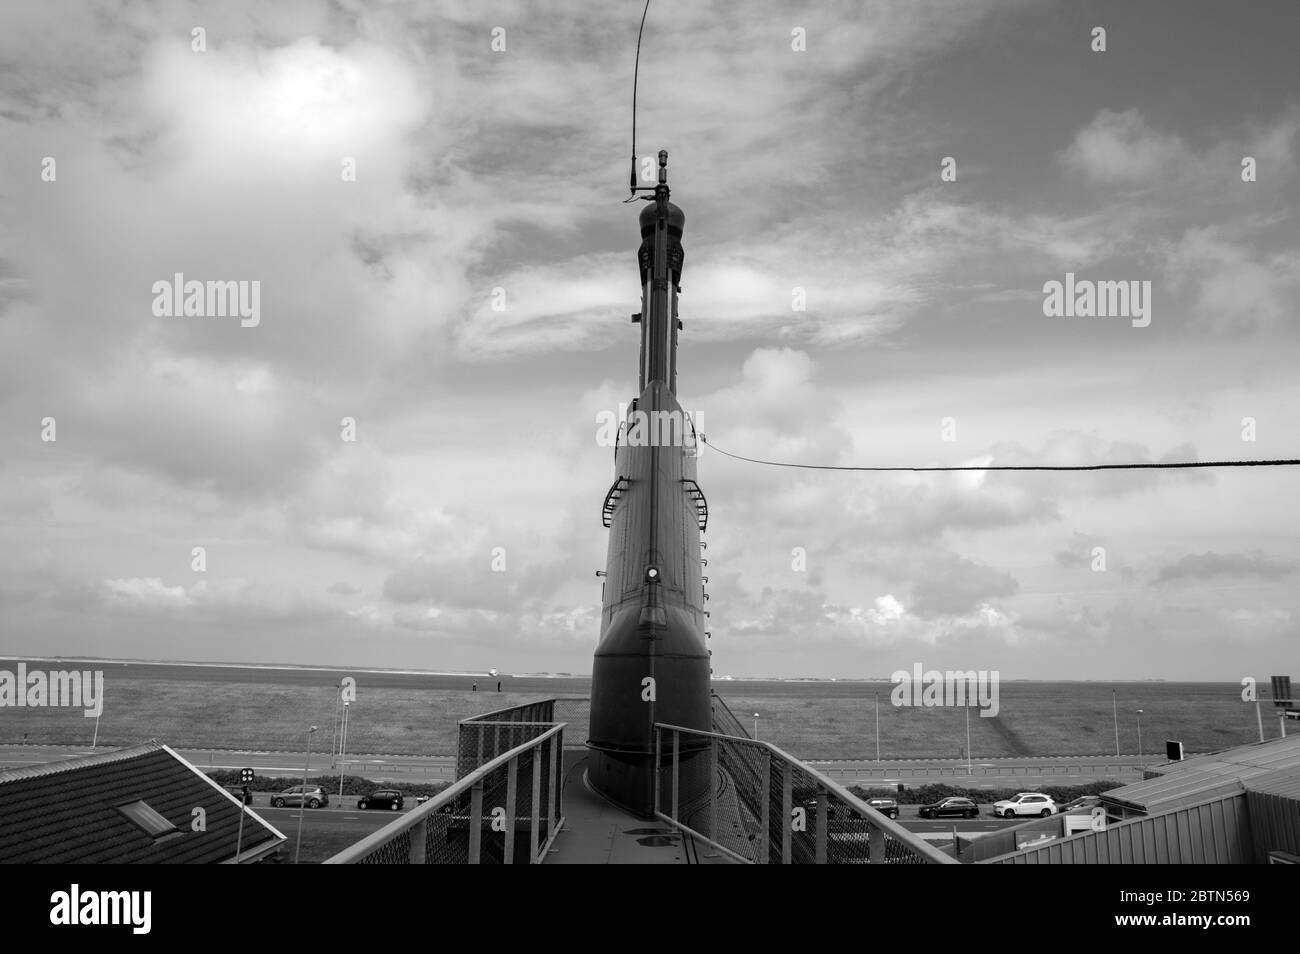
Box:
left=544, top=751, right=735, bottom=864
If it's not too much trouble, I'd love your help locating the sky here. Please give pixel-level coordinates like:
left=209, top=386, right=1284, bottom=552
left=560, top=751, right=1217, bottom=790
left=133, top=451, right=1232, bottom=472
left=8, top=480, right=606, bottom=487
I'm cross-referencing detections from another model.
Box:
left=1, top=0, right=1297, bottom=680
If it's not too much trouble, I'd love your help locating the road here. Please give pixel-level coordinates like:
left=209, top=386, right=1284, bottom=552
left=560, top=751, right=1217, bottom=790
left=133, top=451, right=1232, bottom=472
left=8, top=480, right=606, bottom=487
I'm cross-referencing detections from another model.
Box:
left=0, top=746, right=1152, bottom=787
left=806, top=754, right=1150, bottom=786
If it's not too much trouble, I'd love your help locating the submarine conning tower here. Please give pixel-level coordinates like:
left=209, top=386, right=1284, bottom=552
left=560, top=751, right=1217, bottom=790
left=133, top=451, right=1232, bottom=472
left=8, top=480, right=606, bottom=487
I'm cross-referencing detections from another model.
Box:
left=587, top=150, right=713, bottom=817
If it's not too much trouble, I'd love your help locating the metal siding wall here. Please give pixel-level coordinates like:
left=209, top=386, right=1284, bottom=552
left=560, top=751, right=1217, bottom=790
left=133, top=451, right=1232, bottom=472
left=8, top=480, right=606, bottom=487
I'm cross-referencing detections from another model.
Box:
left=1247, top=791, right=1300, bottom=860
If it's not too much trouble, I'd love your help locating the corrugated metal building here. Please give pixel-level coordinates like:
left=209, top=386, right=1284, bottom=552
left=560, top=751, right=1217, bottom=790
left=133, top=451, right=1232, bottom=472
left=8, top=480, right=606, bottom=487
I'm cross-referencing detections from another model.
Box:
left=979, top=735, right=1300, bottom=864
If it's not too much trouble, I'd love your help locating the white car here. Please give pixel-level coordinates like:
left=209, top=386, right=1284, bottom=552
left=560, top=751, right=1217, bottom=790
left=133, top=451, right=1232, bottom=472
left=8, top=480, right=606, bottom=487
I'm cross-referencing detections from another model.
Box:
left=992, top=792, right=1057, bottom=818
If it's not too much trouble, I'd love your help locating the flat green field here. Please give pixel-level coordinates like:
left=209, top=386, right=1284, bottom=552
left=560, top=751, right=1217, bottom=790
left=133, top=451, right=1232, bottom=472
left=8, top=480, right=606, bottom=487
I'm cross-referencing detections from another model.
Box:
left=0, top=662, right=1268, bottom=759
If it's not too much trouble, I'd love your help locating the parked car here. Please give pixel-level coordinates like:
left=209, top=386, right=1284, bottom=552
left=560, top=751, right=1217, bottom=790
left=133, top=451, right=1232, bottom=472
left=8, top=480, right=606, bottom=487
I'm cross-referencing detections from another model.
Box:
left=1059, top=795, right=1102, bottom=814
left=992, top=792, right=1056, bottom=818
left=415, top=794, right=432, bottom=805
left=223, top=784, right=253, bottom=805
left=271, top=785, right=329, bottom=809
left=357, top=789, right=404, bottom=811
left=918, top=796, right=978, bottom=819
left=866, top=798, right=899, bottom=819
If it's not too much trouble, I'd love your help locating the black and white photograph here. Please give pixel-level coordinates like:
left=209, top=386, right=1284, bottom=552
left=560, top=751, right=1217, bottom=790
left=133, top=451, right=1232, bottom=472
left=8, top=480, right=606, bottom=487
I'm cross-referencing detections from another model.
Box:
left=0, top=0, right=1295, bottom=926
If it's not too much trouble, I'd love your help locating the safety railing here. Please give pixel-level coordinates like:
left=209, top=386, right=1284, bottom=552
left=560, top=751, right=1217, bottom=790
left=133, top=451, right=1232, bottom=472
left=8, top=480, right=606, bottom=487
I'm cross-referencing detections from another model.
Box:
left=325, top=723, right=566, bottom=864
left=654, top=723, right=957, bottom=865
left=457, top=698, right=590, bottom=777
left=552, top=697, right=591, bottom=748
left=710, top=691, right=751, bottom=739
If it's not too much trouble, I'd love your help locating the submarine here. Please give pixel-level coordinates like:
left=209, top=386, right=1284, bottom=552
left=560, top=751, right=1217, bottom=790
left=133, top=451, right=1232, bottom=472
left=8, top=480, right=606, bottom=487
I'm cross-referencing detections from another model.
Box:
left=587, top=150, right=713, bottom=816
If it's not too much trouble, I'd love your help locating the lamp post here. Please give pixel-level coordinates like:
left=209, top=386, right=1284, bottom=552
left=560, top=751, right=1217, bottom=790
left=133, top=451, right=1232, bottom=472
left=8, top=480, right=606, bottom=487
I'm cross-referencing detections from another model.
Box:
left=1112, top=689, right=1120, bottom=757
left=1135, top=709, right=1144, bottom=766
left=752, top=713, right=760, bottom=740
left=338, top=702, right=350, bottom=801
left=294, top=725, right=318, bottom=865
left=874, top=693, right=880, bottom=763
left=965, top=705, right=972, bottom=775
left=330, top=680, right=346, bottom=768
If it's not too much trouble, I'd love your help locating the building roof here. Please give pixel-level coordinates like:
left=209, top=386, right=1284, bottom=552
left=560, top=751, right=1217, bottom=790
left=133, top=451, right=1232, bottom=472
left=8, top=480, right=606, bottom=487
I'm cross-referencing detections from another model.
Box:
left=1242, top=766, right=1300, bottom=801
left=1104, top=734, right=1300, bottom=814
left=0, top=741, right=285, bottom=863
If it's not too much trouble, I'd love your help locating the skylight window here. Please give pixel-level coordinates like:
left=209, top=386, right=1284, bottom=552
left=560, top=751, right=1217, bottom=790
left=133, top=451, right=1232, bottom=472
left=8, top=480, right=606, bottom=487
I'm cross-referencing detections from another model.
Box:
left=116, top=800, right=179, bottom=838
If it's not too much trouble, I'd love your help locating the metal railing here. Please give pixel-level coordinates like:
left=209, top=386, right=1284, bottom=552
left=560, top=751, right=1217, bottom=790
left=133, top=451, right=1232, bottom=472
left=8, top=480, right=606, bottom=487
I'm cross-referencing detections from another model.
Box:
left=457, top=699, right=590, bottom=779
left=710, top=691, right=751, bottom=739
left=654, top=723, right=957, bottom=864
left=325, top=723, right=566, bottom=864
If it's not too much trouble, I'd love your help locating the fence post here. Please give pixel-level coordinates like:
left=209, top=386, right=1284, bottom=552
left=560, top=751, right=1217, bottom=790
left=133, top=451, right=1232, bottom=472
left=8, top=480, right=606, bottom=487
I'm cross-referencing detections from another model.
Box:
left=531, top=747, right=542, bottom=864
left=671, top=730, right=680, bottom=822
left=759, top=748, right=770, bottom=864
left=504, top=757, right=518, bottom=865
left=815, top=785, right=827, bottom=864
left=709, top=735, right=718, bottom=841
left=869, top=818, right=886, bottom=865
left=548, top=734, right=558, bottom=832
left=410, top=816, right=427, bottom=864
left=469, top=779, right=483, bottom=864
left=781, top=761, right=792, bottom=864
left=653, top=726, right=662, bottom=816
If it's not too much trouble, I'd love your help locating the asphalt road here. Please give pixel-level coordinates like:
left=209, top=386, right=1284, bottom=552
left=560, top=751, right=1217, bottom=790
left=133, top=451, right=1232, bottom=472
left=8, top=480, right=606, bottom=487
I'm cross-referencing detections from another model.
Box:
left=257, top=804, right=409, bottom=830
left=0, top=745, right=1150, bottom=787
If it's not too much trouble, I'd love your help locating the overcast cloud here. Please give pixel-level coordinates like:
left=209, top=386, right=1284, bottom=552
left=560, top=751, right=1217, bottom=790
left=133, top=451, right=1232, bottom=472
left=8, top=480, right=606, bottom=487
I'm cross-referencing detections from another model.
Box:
left=1, top=0, right=1297, bottom=679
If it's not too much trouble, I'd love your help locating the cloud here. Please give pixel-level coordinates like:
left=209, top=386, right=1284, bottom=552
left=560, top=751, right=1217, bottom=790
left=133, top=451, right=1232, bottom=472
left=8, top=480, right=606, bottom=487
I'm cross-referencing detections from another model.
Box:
left=1054, top=532, right=1104, bottom=568
left=1162, top=226, right=1300, bottom=333
left=909, top=556, right=1019, bottom=619
left=96, top=576, right=339, bottom=624
left=1060, top=108, right=1188, bottom=184
left=1154, top=550, right=1296, bottom=585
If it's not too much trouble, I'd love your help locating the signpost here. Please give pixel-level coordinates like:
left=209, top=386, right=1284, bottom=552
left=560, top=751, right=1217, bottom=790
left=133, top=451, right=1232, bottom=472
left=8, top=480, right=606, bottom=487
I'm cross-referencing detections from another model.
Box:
left=1272, top=676, right=1293, bottom=738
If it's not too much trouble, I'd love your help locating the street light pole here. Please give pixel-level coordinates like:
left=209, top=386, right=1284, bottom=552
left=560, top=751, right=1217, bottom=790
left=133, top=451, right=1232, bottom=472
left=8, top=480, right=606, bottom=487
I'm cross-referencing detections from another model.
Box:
left=965, top=705, right=972, bottom=775
left=338, top=702, right=349, bottom=801
left=1112, top=689, right=1120, bottom=757
left=294, top=725, right=318, bottom=865
left=330, top=681, right=344, bottom=768
left=1135, top=709, right=1143, bottom=766
left=752, top=713, right=759, bottom=740
left=874, top=693, right=880, bottom=763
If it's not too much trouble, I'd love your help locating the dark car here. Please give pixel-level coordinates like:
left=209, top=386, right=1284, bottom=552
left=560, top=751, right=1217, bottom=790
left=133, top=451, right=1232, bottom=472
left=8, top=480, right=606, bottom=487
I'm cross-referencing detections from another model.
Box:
left=918, top=796, right=978, bottom=819
left=1059, top=795, right=1102, bottom=814
left=357, top=789, right=404, bottom=811
left=223, top=784, right=253, bottom=805
left=866, top=798, right=899, bottom=819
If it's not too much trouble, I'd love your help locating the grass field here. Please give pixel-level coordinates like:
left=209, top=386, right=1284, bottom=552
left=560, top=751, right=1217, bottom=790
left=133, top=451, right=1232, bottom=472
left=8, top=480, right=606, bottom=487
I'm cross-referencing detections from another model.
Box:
left=0, top=661, right=1271, bottom=759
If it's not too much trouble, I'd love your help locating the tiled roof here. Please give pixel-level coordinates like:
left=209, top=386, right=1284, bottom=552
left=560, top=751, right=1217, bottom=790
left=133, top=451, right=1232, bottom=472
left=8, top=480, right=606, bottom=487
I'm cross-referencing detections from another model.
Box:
left=0, top=741, right=285, bottom=863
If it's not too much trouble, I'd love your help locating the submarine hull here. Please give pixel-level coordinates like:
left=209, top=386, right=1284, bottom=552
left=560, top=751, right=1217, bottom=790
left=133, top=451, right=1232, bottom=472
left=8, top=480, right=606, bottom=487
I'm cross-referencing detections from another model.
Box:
left=588, top=384, right=711, bottom=816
